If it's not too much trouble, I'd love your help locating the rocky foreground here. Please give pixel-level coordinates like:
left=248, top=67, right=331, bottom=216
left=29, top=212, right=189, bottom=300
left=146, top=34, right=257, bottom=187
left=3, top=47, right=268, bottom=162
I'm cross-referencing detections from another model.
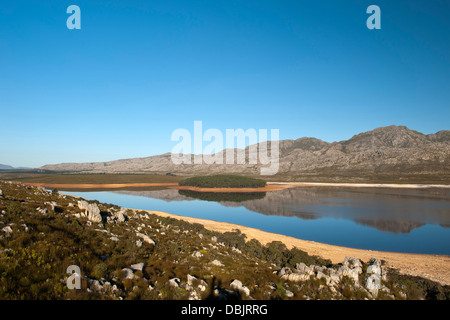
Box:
left=0, top=181, right=449, bottom=300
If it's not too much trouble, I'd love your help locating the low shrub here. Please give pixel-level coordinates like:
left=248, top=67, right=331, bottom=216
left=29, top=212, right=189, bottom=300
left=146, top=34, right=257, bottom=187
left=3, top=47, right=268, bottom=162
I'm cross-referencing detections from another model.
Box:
left=179, top=175, right=266, bottom=188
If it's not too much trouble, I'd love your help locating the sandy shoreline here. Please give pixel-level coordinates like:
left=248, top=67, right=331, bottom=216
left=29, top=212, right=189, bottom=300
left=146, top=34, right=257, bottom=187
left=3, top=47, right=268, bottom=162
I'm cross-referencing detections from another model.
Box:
left=21, top=182, right=179, bottom=189
left=20, top=181, right=450, bottom=191
left=269, top=181, right=450, bottom=189
left=136, top=209, right=450, bottom=286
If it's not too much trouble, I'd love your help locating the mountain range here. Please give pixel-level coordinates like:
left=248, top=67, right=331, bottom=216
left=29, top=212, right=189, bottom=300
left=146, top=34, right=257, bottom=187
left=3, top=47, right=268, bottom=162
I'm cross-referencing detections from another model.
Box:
left=39, top=125, right=450, bottom=182
left=0, top=164, right=29, bottom=170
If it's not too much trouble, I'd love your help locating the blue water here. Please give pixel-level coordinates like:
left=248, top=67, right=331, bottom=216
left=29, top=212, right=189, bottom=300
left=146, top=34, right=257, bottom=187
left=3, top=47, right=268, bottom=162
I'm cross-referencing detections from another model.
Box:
left=66, top=187, right=450, bottom=255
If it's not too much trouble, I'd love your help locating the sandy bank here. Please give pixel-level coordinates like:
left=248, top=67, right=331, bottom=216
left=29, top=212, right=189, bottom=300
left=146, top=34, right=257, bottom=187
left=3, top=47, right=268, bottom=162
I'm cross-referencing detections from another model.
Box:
left=21, top=182, right=179, bottom=189
left=269, top=182, right=450, bottom=189
left=137, top=208, right=450, bottom=286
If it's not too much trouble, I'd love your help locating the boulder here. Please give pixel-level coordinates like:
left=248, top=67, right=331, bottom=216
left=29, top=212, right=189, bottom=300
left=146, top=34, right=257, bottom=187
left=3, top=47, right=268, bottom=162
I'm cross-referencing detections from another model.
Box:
left=230, top=279, right=250, bottom=297
left=169, top=278, right=180, bottom=288
left=343, top=257, right=363, bottom=269
left=295, top=263, right=315, bottom=276
left=115, top=208, right=127, bottom=222
left=281, top=273, right=310, bottom=282
left=366, top=274, right=381, bottom=293
left=108, top=208, right=127, bottom=223
left=131, top=263, right=144, bottom=272
left=278, top=267, right=291, bottom=277
left=328, top=271, right=341, bottom=286
left=369, top=257, right=382, bottom=267
left=88, top=279, right=103, bottom=292
left=187, top=274, right=197, bottom=287
left=365, top=258, right=383, bottom=295
left=36, top=207, right=48, bottom=214
left=1, top=226, right=13, bottom=234
left=285, top=290, right=294, bottom=298
left=316, top=271, right=330, bottom=283
left=367, top=265, right=381, bottom=276
left=77, top=200, right=102, bottom=223
left=136, top=233, right=155, bottom=246
left=211, top=259, right=224, bottom=267
left=337, top=266, right=360, bottom=283
left=45, top=201, right=58, bottom=211
left=122, top=268, right=134, bottom=280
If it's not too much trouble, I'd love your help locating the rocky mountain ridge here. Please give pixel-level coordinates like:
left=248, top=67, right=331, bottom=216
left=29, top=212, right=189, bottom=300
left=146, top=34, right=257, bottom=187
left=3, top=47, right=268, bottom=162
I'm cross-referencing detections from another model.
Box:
left=39, top=126, right=450, bottom=182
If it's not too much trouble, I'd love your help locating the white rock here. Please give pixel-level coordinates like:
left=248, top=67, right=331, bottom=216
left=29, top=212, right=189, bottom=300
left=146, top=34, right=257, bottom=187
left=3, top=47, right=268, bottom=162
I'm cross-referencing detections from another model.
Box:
left=136, top=233, right=155, bottom=246
left=169, top=278, right=180, bottom=288
left=366, top=274, right=381, bottom=293
left=115, top=208, right=127, bottom=222
left=343, top=257, right=363, bottom=269
left=37, top=207, right=48, bottom=214
left=367, top=265, right=381, bottom=276
left=281, top=273, right=310, bottom=282
left=122, top=268, right=134, bottom=280
left=230, top=279, right=250, bottom=296
left=295, top=263, right=315, bottom=276
left=198, top=282, right=207, bottom=292
left=77, top=200, right=102, bottom=223
left=316, top=271, right=331, bottom=285
left=131, top=263, right=144, bottom=272
left=369, top=257, right=382, bottom=267
left=187, top=274, right=197, bottom=287
left=211, top=259, right=224, bottom=267
left=285, top=290, right=294, bottom=298
left=89, top=279, right=103, bottom=292
left=338, top=266, right=359, bottom=283
left=45, top=201, right=58, bottom=211
left=1, top=226, right=13, bottom=234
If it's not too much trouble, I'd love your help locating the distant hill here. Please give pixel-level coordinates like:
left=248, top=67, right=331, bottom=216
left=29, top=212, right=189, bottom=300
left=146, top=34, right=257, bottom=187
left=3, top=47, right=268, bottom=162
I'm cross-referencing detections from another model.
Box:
left=39, top=125, right=450, bottom=183
left=0, top=164, right=14, bottom=170
left=0, top=164, right=29, bottom=170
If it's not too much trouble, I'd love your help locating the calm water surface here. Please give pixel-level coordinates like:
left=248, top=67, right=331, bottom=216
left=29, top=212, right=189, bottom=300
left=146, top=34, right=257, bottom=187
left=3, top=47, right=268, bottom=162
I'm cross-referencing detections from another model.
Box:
left=67, top=187, right=450, bottom=255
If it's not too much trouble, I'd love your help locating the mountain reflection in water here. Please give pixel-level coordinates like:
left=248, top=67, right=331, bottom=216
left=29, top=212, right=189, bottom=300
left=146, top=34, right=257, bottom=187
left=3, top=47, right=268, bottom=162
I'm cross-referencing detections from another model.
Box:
left=115, top=187, right=450, bottom=234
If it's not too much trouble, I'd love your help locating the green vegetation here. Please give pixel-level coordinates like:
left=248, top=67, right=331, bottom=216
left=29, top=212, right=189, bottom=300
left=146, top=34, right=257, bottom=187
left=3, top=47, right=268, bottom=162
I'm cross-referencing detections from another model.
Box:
left=0, top=180, right=449, bottom=300
left=178, top=190, right=266, bottom=202
left=179, top=175, right=266, bottom=188
left=2, top=173, right=184, bottom=184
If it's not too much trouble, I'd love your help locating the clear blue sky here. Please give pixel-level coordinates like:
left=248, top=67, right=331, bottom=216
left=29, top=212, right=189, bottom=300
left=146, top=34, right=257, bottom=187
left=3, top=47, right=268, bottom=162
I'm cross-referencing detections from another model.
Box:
left=1, top=0, right=449, bottom=167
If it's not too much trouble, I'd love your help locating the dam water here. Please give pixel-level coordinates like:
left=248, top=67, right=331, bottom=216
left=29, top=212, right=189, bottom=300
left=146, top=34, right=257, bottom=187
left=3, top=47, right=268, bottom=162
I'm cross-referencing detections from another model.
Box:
left=66, top=186, right=450, bottom=255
